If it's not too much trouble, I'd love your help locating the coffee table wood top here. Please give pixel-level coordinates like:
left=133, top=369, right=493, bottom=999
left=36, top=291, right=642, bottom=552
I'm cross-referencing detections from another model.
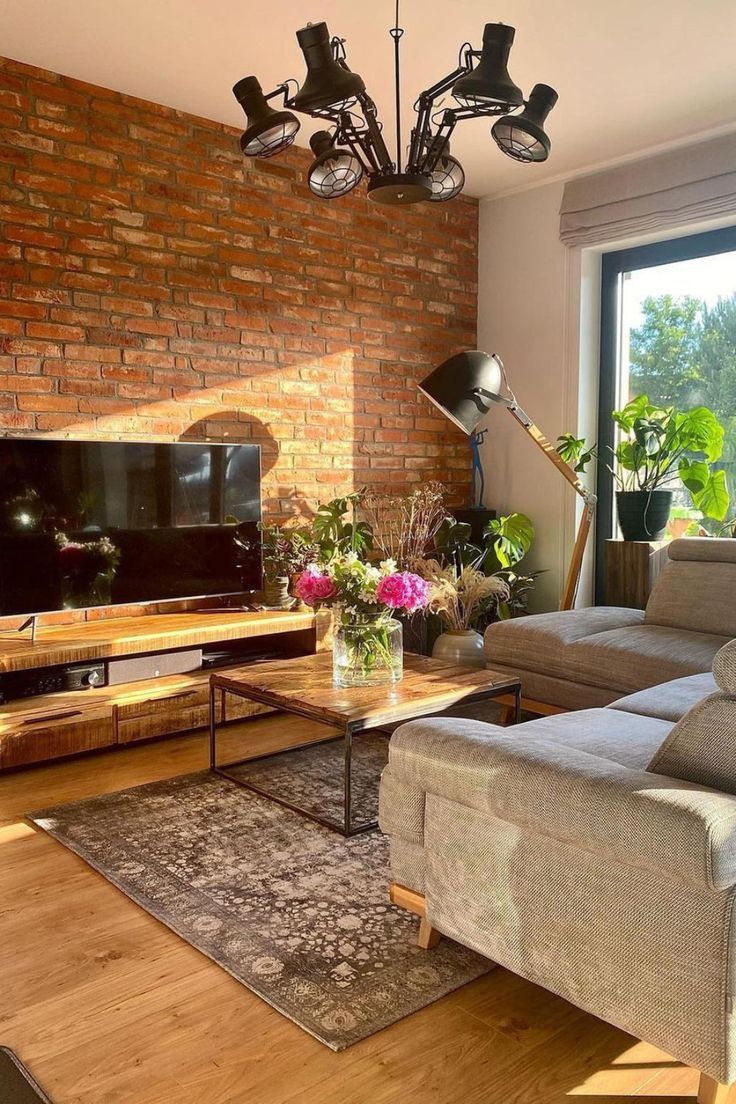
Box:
left=211, top=652, right=519, bottom=731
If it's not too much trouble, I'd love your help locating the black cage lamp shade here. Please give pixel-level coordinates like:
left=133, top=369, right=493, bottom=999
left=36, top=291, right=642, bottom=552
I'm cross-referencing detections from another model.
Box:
left=426, top=141, right=465, bottom=203
left=233, top=76, right=300, bottom=158
left=452, top=24, right=524, bottom=111
left=292, top=22, right=366, bottom=112
left=307, top=130, right=363, bottom=198
left=492, top=83, right=559, bottom=163
left=418, top=350, right=505, bottom=434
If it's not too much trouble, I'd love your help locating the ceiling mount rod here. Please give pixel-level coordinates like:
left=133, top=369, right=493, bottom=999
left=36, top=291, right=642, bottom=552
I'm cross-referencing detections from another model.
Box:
left=389, top=0, right=404, bottom=172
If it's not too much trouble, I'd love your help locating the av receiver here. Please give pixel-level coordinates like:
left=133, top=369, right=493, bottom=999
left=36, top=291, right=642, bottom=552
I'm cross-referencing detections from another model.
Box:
left=0, top=662, right=106, bottom=705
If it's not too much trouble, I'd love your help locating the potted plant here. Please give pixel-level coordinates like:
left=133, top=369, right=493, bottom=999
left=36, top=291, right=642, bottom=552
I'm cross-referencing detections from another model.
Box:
left=415, top=559, right=508, bottom=667
left=610, top=396, right=729, bottom=540
left=410, top=514, right=531, bottom=664
left=256, top=522, right=318, bottom=608
left=483, top=513, right=540, bottom=621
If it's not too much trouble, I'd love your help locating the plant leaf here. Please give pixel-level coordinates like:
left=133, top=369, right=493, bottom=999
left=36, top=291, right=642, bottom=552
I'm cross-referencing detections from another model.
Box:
left=690, top=469, right=730, bottom=521
left=485, top=512, right=534, bottom=569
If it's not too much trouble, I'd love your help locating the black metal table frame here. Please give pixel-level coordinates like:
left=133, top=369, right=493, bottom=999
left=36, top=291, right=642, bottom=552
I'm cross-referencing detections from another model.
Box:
left=209, top=679, right=521, bottom=838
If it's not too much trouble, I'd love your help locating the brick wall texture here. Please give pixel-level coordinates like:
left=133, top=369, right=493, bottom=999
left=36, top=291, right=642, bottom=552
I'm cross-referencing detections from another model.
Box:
left=0, top=56, right=477, bottom=523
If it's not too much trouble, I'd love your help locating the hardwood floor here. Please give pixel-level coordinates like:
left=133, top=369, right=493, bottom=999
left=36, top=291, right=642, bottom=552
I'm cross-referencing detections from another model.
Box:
left=0, top=715, right=702, bottom=1103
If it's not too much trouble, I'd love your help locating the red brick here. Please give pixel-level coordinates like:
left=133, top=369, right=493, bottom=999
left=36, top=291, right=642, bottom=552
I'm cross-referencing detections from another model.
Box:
left=0, top=57, right=477, bottom=513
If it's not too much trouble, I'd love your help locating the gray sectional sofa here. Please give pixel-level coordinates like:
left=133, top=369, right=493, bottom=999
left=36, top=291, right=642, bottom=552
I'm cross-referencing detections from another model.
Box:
left=380, top=644, right=736, bottom=1099
left=380, top=540, right=736, bottom=1101
left=484, top=537, right=736, bottom=710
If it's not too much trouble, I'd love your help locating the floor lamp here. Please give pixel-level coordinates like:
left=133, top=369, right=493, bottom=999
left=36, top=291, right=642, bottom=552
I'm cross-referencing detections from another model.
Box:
left=419, top=350, right=597, bottom=610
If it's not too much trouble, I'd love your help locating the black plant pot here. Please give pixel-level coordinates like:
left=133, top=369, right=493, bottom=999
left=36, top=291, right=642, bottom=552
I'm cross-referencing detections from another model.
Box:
left=616, top=490, right=673, bottom=541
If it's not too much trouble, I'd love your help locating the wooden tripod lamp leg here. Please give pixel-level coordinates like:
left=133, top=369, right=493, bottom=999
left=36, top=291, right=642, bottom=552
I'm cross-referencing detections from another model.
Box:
left=505, top=405, right=597, bottom=613
left=560, top=501, right=595, bottom=611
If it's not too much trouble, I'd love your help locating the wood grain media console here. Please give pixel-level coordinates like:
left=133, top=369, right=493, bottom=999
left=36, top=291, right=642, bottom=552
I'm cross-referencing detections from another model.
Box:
left=0, top=609, right=328, bottom=770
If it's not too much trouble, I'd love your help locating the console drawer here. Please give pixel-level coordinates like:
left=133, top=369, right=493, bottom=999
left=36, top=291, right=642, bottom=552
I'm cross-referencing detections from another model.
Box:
left=0, top=705, right=114, bottom=769
left=221, top=692, right=272, bottom=723
left=116, top=688, right=211, bottom=744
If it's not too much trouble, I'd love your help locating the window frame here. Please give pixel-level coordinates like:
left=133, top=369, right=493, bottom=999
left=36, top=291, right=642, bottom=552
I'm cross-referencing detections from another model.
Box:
left=595, top=224, right=736, bottom=602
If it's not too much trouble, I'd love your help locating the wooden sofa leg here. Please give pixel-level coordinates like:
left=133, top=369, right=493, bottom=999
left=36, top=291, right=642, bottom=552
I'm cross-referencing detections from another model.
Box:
left=417, top=916, right=441, bottom=950
left=698, top=1073, right=734, bottom=1103
left=390, top=882, right=441, bottom=950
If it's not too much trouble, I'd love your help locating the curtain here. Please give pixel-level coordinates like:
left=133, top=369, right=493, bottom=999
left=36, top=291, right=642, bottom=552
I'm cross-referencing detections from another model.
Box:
left=559, top=133, right=736, bottom=248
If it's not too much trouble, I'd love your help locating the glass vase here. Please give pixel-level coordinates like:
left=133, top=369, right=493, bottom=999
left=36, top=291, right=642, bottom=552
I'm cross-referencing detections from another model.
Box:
left=333, top=615, right=403, bottom=688
left=62, top=570, right=113, bottom=610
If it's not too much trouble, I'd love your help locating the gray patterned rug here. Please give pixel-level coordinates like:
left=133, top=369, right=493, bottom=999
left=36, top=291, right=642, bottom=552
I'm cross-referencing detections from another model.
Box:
left=29, top=764, right=492, bottom=1050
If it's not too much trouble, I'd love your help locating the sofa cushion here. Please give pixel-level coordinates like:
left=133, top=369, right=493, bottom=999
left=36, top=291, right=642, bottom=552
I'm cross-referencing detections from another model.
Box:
left=485, top=606, right=645, bottom=681
left=649, top=641, right=736, bottom=794
left=480, top=664, right=622, bottom=711
left=563, top=625, right=728, bottom=695
left=645, top=559, right=736, bottom=638
left=511, top=708, right=672, bottom=769
left=608, top=672, right=718, bottom=722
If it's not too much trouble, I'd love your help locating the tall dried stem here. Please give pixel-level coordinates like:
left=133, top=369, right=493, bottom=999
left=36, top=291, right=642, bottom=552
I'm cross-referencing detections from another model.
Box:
left=361, top=483, right=447, bottom=566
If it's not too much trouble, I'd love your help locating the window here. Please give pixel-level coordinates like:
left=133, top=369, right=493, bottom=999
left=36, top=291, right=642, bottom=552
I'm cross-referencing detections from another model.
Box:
left=595, top=225, right=736, bottom=599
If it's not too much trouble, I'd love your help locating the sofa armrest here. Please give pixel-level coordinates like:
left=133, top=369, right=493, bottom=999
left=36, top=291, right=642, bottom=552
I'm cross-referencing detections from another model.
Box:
left=387, top=718, right=736, bottom=890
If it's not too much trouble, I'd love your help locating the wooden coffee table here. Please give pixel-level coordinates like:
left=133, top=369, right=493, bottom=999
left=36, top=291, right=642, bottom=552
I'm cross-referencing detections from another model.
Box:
left=209, top=653, right=521, bottom=837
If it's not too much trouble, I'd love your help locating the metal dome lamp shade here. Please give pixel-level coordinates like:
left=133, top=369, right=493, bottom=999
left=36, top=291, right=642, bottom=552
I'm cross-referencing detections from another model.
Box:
left=292, top=22, right=366, bottom=112
left=233, top=76, right=300, bottom=158
left=307, top=130, right=363, bottom=198
left=451, top=24, right=523, bottom=111
left=419, top=351, right=597, bottom=611
left=419, top=351, right=503, bottom=435
left=492, top=84, right=558, bottom=162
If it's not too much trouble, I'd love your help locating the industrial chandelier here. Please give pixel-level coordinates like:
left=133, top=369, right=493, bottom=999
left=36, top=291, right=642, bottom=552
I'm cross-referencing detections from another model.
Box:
left=232, top=4, right=558, bottom=206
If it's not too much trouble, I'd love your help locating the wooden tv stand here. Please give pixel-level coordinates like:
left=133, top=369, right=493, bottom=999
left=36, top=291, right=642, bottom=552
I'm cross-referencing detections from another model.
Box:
left=0, top=608, right=326, bottom=771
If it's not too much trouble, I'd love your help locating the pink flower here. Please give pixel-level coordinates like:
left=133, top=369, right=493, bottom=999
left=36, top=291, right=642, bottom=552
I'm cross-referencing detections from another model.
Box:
left=376, top=571, right=430, bottom=612
left=294, top=565, right=337, bottom=606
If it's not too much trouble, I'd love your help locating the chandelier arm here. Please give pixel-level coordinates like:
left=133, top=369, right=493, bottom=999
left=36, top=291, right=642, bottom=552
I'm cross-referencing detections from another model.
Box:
left=355, top=91, right=394, bottom=172
left=407, top=67, right=467, bottom=172
left=449, top=104, right=523, bottom=121
left=417, top=112, right=458, bottom=175
left=263, top=82, right=294, bottom=104
left=336, top=118, right=380, bottom=173
left=414, top=66, right=468, bottom=107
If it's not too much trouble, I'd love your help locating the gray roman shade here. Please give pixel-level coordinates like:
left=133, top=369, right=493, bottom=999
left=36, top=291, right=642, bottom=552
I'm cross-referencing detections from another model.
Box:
left=559, top=132, right=736, bottom=248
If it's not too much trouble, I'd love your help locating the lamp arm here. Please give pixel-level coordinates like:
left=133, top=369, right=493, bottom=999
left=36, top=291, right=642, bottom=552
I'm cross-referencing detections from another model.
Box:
left=506, top=403, right=597, bottom=510
left=506, top=403, right=597, bottom=610
left=474, top=389, right=597, bottom=610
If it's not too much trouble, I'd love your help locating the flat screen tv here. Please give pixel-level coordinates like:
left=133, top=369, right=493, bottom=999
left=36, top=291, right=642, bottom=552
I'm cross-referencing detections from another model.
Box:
left=0, top=439, right=261, bottom=617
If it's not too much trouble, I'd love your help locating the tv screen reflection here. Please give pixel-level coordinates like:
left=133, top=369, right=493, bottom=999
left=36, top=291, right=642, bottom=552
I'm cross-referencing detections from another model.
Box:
left=0, top=439, right=262, bottom=616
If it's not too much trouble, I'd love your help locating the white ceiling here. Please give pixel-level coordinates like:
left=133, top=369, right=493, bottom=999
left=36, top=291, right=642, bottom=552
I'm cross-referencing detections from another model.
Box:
left=2, top=0, right=736, bottom=199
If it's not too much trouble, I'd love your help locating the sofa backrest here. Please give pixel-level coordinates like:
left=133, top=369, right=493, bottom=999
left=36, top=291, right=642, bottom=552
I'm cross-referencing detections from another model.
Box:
left=644, top=537, right=736, bottom=637
left=648, top=639, right=736, bottom=792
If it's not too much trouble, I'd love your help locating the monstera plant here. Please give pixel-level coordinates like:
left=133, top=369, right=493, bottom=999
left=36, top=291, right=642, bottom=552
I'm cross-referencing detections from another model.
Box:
left=611, top=396, right=729, bottom=539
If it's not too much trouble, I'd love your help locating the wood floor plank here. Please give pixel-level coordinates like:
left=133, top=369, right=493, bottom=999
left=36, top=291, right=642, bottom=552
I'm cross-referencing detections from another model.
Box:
left=0, top=717, right=701, bottom=1103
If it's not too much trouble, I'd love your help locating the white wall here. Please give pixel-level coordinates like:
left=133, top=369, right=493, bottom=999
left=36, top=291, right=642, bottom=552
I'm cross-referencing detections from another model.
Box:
left=478, top=180, right=591, bottom=611
left=477, top=176, right=736, bottom=612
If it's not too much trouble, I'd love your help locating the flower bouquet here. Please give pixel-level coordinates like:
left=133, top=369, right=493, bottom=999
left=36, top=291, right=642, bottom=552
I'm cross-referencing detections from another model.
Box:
left=295, top=553, right=429, bottom=687
left=56, top=532, right=121, bottom=609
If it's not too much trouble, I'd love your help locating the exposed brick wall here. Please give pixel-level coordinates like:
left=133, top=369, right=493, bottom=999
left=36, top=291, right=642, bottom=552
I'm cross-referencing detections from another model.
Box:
left=0, top=56, right=477, bottom=620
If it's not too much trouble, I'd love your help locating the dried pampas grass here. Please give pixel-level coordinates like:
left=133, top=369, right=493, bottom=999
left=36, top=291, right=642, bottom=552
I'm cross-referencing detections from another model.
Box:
left=413, top=559, right=509, bottom=631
